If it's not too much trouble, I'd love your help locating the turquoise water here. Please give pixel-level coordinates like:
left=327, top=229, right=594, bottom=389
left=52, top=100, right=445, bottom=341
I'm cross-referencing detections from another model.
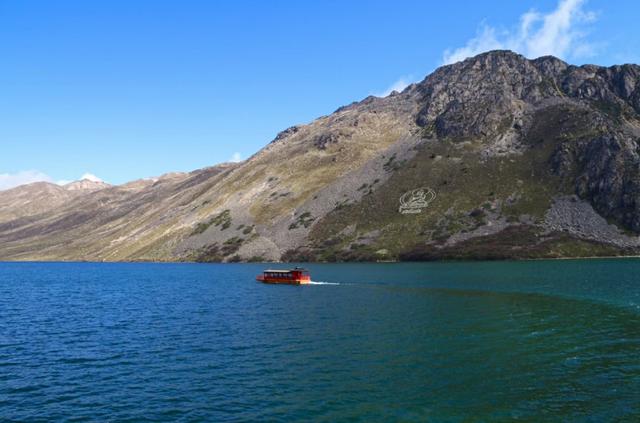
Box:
left=1, top=260, right=639, bottom=421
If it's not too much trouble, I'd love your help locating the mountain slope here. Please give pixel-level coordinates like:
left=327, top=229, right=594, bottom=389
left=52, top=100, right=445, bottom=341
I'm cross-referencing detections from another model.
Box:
left=2, top=50, right=640, bottom=262
left=0, top=178, right=115, bottom=225
left=0, top=182, right=78, bottom=224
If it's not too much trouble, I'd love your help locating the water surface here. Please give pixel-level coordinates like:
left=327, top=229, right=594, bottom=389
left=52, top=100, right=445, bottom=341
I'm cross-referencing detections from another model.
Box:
left=1, top=260, right=639, bottom=421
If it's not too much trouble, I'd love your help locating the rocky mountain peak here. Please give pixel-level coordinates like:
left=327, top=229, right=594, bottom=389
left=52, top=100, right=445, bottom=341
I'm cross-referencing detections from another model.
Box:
left=409, top=50, right=640, bottom=141
left=64, top=179, right=112, bottom=192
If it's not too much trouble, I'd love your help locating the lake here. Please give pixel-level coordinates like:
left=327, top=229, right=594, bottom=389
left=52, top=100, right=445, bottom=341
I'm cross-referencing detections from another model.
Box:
left=1, top=260, right=639, bottom=421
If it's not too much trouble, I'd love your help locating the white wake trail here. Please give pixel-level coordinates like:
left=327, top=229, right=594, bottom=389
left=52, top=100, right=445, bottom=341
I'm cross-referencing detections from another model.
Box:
left=308, top=281, right=340, bottom=285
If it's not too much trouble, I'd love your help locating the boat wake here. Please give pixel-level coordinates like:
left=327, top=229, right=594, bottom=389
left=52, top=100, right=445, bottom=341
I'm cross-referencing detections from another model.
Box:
left=308, top=281, right=340, bottom=285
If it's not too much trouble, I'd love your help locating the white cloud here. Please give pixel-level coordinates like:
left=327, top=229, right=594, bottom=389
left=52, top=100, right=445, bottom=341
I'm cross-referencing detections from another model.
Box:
left=442, top=0, right=598, bottom=65
left=374, top=76, right=415, bottom=97
left=0, top=170, right=54, bottom=191
left=80, top=173, right=104, bottom=182
left=230, top=152, right=242, bottom=163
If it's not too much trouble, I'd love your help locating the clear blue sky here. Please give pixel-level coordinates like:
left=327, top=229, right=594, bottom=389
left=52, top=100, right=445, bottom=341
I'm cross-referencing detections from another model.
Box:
left=1, top=0, right=638, bottom=187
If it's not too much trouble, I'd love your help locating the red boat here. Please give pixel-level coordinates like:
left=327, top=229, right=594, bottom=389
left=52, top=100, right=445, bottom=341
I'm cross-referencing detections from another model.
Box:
left=256, top=268, right=311, bottom=285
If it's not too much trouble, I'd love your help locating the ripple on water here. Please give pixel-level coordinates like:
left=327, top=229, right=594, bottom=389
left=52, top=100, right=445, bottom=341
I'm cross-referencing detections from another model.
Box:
left=0, top=261, right=639, bottom=421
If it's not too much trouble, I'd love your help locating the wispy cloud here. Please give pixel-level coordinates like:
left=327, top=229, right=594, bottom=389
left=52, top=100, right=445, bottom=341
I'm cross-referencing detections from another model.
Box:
left=229, top=152, right=243, bottom=163
left=374, top=76, right=415, bottom=97
left=0, top=170, right=54, bottom=191
left=442, top=0, right=598, bottom=65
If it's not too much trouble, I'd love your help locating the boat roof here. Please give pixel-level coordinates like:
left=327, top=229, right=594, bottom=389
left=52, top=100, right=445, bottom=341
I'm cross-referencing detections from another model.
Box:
left=263, top=268, right=307, bottom=273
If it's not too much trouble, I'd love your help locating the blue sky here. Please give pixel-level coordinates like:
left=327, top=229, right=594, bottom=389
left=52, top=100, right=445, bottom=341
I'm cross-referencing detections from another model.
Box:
left=1, top=0, right=639, bottom=189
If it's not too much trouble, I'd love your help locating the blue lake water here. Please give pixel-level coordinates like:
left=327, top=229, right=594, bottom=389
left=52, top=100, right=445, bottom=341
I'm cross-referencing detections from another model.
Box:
left=1, top=260, right=639, bottom=421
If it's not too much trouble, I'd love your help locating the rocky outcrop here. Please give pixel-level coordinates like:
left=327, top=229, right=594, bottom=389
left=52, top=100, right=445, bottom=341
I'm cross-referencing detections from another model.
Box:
left=64, top=179, right=112, bottom=192
left=544, top=196, right=640, bottom=248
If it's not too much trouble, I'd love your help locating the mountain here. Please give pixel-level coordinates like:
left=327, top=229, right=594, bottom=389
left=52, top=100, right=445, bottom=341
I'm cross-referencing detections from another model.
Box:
left=63, top=179, right=112, bottom=192
left=2, top=50, right=640, bottom=262
left=0, top=179, right=112, bottom=226
left=0, top=182, right=77, bottom=224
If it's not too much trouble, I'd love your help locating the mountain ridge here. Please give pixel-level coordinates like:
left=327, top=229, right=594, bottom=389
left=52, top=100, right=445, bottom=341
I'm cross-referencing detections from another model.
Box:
left=63, top=179, right=112, bottom=192
left=2, top=50, right=640, bottom=262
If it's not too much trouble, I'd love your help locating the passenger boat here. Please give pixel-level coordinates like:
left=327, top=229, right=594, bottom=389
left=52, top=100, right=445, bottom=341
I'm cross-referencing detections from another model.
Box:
left=256, top=267, right=311, bottom=285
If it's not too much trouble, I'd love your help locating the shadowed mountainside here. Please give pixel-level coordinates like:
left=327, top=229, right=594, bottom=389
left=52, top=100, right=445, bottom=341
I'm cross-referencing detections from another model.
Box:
left=2, top=50, right=640, bottom=262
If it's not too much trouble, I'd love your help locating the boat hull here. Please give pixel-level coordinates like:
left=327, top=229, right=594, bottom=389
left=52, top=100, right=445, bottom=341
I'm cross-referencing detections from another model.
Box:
left=256, top=275, right=310, bottom=285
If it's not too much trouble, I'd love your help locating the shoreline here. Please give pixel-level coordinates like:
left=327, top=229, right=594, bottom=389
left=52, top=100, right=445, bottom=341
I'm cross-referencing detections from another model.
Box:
left=2, top=254, right=640, bottom=265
